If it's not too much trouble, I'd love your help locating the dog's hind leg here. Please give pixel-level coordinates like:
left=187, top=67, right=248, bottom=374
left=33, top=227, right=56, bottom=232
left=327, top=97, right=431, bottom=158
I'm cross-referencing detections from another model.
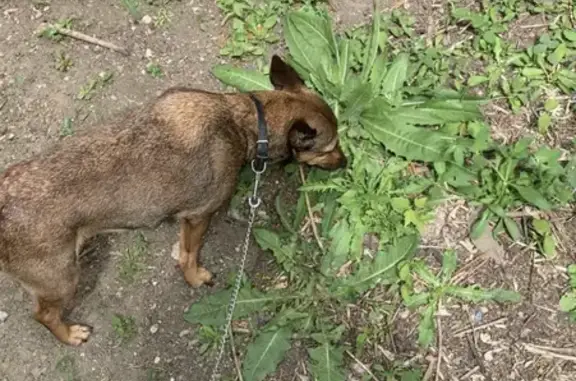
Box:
left=178, top=216, right=214, bottom=288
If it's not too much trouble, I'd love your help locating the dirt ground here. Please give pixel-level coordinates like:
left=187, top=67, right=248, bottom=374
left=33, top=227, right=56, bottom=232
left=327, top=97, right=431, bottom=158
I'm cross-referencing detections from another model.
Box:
left=0, top=1, right=575, bottom=381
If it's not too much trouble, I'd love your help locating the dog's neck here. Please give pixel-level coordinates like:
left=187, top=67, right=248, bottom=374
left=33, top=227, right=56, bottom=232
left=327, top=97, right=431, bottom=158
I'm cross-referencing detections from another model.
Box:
left=224, top=91, right=297, bottom=164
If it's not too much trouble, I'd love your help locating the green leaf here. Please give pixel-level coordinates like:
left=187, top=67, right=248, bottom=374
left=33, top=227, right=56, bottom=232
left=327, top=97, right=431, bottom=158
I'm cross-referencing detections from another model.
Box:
left=391, top=197, right=411, bottom=213
left=243, top=328, right=292, bottom=381
left=361, top=109, right=453, bottom=162
left=361, top=3, right=382, bottom=82
left=441, top=249, right=457, bottom=281
left=445, top=286, right=522, bottom=303
left=413, top=262, right=440, bottom=287
left=470, top=209, right=491, bottom=240
left=308, top=344, right=346, bottom=381
left=547, top=43, right=567, bottom=65
left=382, top=53, right=409, bottom=94
left=468, top=75, right=489, bottom=86
left=211, top=65, right=273, bottom=91
left=503, top=217, right=522, bottom=241
left=542, top=234, right=556, bottom=258
left=544, top=97, right=559, bottom=111
left=532, top=219, right=551, bottom=235
left=284, top=10, right=335, bottom=81
left=559, top=292, right=576, bottom=313
left=340, top=82, right=374, bottom=120
left=511, top=185, right=552, bottom=210
left=321, top=219, right=352, bottom=276
left=334, top=235, right=419, bottom=295
left=563, top=30, right=576, bottom=42
left=184, top=287, right=278, bottom=326
left=521, top=67, right=545, bottom=78
left=418, top=303, right=436, bottom=347
left=403, top=290, right=431, bottom=308
left=538, top=112, right=552, bottom=134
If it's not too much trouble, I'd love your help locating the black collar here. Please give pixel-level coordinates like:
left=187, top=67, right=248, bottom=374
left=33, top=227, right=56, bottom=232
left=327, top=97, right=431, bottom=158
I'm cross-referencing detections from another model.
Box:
left=249, top=93, right=269, bottom=173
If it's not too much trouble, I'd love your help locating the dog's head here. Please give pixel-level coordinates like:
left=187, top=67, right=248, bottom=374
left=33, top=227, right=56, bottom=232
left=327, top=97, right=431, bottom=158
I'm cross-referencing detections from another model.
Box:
left=269, top=55, right=347, bottom=170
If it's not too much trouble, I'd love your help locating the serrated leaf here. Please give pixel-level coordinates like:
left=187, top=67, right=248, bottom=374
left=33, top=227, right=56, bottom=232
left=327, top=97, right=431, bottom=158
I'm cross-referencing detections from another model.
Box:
left=361, top=109, right=453, bottom=162
left=340, top=82, right=374, bottom=120
left=503, top=217, right=522, bottom=241
left=211, top=65, right=273, bottom=91
left=321, top=219, right=352, bottom=276
left=418, top=303, right=436, bottom=347
left=511, top=185, right=552, bottom=210
left=334, top=235, right=419, bottom=295
left=308, top=344, right=346, bottom=381
left=413, top=262, right=441, bottom=287
left=445, top=286, right=521, bottom=303
left=243, top=328, right=292, bottom=381
left=184, top=287, right=278, bottom=326
left=382, top=53, right=409, bottom=94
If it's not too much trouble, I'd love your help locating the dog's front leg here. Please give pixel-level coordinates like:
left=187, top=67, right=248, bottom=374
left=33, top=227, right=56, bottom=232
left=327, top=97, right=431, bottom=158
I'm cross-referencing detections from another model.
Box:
left=178, top=217, right=214, bottom=288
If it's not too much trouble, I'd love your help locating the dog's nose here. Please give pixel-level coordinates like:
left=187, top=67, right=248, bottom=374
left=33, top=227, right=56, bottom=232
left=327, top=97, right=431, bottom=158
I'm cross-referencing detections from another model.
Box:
left=339, top=156, right=347, bottom=168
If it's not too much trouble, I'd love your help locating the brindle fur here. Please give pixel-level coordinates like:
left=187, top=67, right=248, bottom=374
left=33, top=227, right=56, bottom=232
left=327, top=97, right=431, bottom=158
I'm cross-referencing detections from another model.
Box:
left=0, top=55, right=346, bottom=346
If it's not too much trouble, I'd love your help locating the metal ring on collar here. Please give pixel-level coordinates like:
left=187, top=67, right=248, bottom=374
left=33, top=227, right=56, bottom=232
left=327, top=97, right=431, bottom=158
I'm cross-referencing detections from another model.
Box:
left=251, top=159, right=267, bottom=174
left=248, top=196, right=261, bottom=209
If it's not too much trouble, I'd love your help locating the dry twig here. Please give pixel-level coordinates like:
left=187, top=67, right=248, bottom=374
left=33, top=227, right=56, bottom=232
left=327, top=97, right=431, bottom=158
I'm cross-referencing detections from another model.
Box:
left=453, top=317, right=508, bottom=338
left=523, top=343, right=576, bottom=363
left=41, top=23, right=130, bottom=55
left=345, top=350, right=382, bottom=381
left=228, top=326, right=244, bottom=381
left=298, top=165, right=325, bottom=252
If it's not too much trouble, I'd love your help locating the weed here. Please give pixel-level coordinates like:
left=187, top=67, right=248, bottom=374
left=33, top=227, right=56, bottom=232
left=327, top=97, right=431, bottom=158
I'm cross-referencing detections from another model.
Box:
left=60, top=117, right=74, bottom=137
left=188, top=1, right=576, bottom=379
left=560, top=265, right=576, bottom=321
left=55, top=355, right=80, bottom=381
left=121, top=0, right=141, bottom=21
left=154, top=7, right=172, bottom=27
left=111, top=313, right=138, bottom=343
left=146, top=62, right=164, bottom=78
left=118, top=232, right=148, bottom=283
left=39, top=18, right=73, bottom=41
left=55, top=51, right=73, bottom=72
left=77, top=71, right=114, bottom=101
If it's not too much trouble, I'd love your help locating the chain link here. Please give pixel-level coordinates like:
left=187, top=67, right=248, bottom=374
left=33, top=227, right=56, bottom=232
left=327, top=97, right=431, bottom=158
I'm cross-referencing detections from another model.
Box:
left=209, top=169, right=263, bottom=381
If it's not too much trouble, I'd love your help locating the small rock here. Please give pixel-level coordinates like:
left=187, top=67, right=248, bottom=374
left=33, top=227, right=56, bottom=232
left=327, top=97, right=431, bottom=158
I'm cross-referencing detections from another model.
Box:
left=141, top=15, right=153, bottom=24
left=145, top=48, right=153, bottom=58
left=154, top=356, right=160, bottom=364
left=179, top=329, right=190, bottom=338
left=0, top=310, right=8, bottom=323
left=150, top=324, right=159, bottom=334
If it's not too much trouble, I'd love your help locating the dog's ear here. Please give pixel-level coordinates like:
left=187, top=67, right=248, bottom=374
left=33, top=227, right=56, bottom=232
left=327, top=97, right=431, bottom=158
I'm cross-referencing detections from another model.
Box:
left=270, top=55, right=305, bottom=91
left=289, top=120, right=317, bottom=151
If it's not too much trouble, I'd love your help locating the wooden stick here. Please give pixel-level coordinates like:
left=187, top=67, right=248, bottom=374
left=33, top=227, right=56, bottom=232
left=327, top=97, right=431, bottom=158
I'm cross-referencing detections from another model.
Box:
left=523, top=343, right=576, bottom=363
left=228, top=326, right=244, bottom=381
left=453, top=317, right=508, bottom=338
left=435, top=304, right=443, bottom=381
left=345, top=350, right=382, bottom=381
left=43, top=24, right=130, bottom=55
left=298, top=164, right=325, bottom=252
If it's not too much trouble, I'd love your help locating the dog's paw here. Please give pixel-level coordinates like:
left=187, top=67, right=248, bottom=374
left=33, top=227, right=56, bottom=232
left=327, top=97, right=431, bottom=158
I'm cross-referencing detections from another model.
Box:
left=184, top=266, right=213, bottom=288
left=66, top=324, right=92, bottom=346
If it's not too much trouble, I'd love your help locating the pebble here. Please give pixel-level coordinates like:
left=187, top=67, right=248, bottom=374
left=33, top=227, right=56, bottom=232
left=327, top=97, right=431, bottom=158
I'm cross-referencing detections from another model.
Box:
left=141, top=15, right=153, bottom=24
left=0, top=311, right=8, bottom=323
left=153, top=356, right=160, bottom=364
left=150, top=323, right=159, bottom=334
left=179, top=329, right=190, bottom=338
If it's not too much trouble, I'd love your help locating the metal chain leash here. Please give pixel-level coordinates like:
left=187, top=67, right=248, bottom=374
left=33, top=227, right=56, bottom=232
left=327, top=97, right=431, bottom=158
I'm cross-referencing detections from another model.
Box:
left=208, top=160, right=266, bottom=381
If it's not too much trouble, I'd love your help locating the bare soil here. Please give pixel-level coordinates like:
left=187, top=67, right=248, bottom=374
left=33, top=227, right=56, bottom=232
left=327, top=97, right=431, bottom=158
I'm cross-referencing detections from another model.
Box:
left=0, top=1, right=575, bottom=381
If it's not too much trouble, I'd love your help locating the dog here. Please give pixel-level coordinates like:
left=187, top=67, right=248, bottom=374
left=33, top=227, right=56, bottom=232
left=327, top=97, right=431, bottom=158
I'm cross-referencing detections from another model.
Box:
left=0, top=55, right=346, bottom=346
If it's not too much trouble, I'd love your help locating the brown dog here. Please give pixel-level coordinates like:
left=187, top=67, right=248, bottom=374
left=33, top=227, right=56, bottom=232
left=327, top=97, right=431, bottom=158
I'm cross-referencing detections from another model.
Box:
left=0, top=55, right=346, bottom=346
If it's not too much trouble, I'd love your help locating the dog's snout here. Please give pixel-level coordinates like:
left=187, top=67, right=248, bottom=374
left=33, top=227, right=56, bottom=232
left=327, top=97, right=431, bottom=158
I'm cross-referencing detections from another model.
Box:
left=338, top=156, right=347, bottom=169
